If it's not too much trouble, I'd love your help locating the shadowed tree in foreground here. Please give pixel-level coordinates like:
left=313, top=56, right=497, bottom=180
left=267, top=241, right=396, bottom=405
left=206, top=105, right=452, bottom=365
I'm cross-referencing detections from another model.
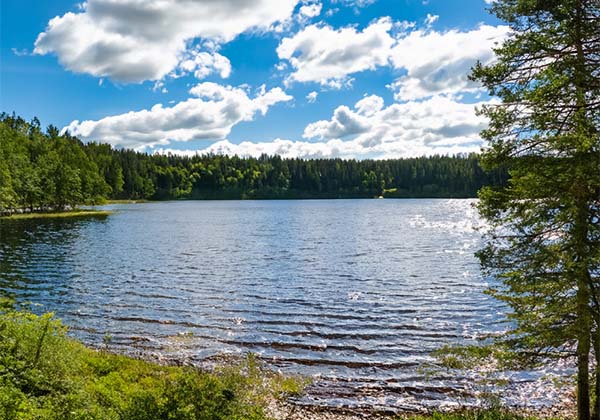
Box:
left=472, top=1, right=600, bottom=419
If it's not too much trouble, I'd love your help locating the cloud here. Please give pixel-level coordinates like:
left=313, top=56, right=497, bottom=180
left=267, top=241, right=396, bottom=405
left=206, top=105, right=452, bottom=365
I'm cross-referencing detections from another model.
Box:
left=152, top=80, right=167, bottom=93
left=354, top=94, right=384, bottom=116
left=11, top=48, right=31, bottom=57
left=332, top=0, right=377, bottom=7
left=306, top=91, right=318, bottom=103
left=424, top=13, right=438, bottom=26
left=157, top=138, right=362, bottom=159
left=388, top=24, right=509, bottom=100
left=304, top=105, right=370, bottom=139
left=301, top=94, right=491, bottom=156
left=177, top=49, right=232, bottom=80
left=277, top=17, right=395, bottom=88
left=299, top=2, right=322, bottom=18
left=277, top=18, right=509, bottom=99
left=34, top=0, right=300, bottom=83
left=158, top=94, right=493, bottom=160
left=63, top=83, right=292, bottom=149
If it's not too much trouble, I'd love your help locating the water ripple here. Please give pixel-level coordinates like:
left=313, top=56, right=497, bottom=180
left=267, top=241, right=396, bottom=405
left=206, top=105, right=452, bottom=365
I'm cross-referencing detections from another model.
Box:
left=0, top=199, right=569, bottom=411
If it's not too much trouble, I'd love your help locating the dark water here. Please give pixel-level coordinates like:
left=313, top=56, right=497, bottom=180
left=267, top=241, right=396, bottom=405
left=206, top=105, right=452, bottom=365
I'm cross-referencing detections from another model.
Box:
left=0, top=200, right=567, bottom=411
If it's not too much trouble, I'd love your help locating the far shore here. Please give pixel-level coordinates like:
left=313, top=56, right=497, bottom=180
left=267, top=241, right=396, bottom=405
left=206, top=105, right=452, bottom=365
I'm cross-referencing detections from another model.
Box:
left=104, top=199, right=149, bottom=204
left=100, top=196, right=479, bottom=202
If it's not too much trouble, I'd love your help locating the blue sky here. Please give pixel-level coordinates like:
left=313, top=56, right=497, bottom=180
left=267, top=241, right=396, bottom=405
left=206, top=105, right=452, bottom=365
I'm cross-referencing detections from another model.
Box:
left=0, top=0, right=507, bottom=159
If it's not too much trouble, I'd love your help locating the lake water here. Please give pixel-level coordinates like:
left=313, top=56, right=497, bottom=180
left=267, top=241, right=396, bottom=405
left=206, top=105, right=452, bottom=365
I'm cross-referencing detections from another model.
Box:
left=0, top=200, right=568, bottom=411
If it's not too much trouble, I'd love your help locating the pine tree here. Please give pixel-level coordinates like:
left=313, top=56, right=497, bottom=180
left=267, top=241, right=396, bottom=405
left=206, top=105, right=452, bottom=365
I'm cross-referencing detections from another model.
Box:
left=472, top=1, right=600, bottom=419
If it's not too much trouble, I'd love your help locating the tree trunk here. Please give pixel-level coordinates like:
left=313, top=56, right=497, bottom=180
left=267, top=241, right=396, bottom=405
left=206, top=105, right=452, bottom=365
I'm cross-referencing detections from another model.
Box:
left=574, top=175, right=592, bottom=420
left=593, top=327, right=600, bottom=420
left=573, top=2, right=592, bottom=418
left=577, top=274, right=592, bottom=420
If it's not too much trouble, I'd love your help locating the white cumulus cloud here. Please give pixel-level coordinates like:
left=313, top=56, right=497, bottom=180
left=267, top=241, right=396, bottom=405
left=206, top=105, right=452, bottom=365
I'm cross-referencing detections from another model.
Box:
left=177, top=49, right=232, bottom=80
left=354, top=94, right=384, bottom=116
left=158, top=94, right=494, bottom=160
left=34, top=0, right=300, bottom=83
left=304, top=105, right=370, bottom=139
left=388, top=24, right=509, bottom=100
left=158, top=138, right=361, bottom=159
left=63, top=83, right=293, bottom=149
left=277, top=18, right=509, bottom=99
left=302, top=94, right=491, bottom=157
left=277, top=17, right=395, bottom=88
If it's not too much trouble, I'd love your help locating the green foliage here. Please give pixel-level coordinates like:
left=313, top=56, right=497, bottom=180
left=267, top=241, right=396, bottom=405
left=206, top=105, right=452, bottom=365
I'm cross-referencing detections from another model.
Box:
left=0, top=113, right=506, bottom=213
left=0, top=210, right=112, bottom=220
left=469, top=1, right=600, bottom=419
left=404, top=410, right=555, bottom=420
left=0, top=311, right=304, bottom=420
left=433, top=345, right=498, bottom=370
left=0, top=297, right=14, bottom=312
left=0, top=114, right=110, bottom=213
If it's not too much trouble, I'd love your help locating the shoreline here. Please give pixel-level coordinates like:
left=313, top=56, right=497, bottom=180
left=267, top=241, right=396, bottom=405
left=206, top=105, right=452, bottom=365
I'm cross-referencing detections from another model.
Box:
left=0, top=308, right=574, bottom=419
left=270, top=403, right=575, bottom=420
left=98, top=196, right=479, bottom=205
left=0, top=209, right=113, bottom=220
left=105, top=196, right=479, bottom=202
left=104, top=199, right=149, bottom=204
left=133, top=349, right=574, bottom=420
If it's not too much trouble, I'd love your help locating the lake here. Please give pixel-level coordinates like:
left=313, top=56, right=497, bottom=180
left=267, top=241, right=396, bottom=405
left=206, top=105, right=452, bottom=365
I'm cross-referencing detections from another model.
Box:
left=0, top=199, right=567, bottom=411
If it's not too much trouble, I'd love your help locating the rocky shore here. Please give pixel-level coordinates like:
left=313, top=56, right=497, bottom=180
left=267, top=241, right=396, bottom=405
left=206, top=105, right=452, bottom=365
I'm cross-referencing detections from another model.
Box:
left=268, top=402, right=576, bottom=420
left=137, top=349, right=576, bottom=420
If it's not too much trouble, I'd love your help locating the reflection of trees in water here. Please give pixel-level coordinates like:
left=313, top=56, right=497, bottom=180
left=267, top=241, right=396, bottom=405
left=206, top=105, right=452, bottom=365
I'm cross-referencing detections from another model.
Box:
left=0, top=219, right=91, bottom=304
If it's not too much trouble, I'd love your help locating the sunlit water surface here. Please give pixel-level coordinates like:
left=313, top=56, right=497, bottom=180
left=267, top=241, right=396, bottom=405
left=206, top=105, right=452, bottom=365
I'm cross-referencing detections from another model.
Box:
left=0, top=200, right=571, bottom=411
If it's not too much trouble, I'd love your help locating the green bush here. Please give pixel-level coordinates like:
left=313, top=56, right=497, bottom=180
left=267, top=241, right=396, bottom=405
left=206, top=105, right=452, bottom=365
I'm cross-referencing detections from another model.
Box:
left=0, top=311, right=302, bottom=420
left=406, top=410, right=557, bottom=420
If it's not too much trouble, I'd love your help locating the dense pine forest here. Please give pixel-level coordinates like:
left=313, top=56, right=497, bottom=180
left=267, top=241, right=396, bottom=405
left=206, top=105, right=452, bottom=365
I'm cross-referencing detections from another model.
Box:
left=0, top=113, right=505, bottom=213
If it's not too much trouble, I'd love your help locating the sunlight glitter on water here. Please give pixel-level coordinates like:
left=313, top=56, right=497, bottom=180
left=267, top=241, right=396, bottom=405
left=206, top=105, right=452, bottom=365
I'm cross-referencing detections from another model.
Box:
left=0, top=199, right=571, bottom=411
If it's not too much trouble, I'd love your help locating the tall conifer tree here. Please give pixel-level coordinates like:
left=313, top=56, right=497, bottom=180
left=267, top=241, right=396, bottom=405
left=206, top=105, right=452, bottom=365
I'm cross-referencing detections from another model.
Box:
left=472, top=1, right=600, bottom=419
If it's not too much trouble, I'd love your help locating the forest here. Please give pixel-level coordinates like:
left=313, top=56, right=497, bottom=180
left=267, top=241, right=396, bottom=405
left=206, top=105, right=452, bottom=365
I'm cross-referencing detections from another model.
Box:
left=0, top=113, right=505, bottom=213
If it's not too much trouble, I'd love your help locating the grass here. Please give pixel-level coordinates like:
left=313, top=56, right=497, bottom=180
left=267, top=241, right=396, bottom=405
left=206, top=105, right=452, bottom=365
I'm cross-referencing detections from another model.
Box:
left=404, top=411, right=554, bottom=420
left=0, top=310, right=305, bottom=420
left=0, top=210, right=112, bottom=220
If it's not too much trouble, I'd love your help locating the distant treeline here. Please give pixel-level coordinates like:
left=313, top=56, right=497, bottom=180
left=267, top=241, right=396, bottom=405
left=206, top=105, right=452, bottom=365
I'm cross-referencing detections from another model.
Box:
left=0, top=113, right=506, bottom=213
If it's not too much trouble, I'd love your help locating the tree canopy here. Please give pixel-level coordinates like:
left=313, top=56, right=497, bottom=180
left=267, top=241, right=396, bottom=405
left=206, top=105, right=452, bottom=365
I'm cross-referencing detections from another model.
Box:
left=0, top=112, right=504, bottom=214
left=473, top=1, right=600, bottom=419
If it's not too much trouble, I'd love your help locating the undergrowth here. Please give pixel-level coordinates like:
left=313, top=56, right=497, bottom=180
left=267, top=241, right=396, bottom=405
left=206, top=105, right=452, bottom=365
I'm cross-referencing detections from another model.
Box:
left=0, top=310, right=304, bottom=420
left=405, top=411, right=560, bottom=420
